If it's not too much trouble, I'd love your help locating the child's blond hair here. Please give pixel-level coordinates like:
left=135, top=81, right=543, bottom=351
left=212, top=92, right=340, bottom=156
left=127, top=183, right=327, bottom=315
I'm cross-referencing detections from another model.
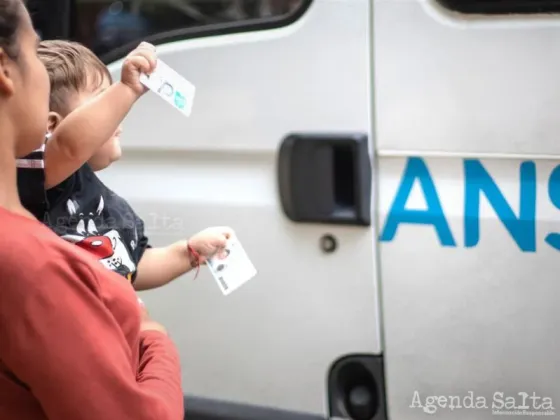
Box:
left=38, top=40, right=112, bottom=115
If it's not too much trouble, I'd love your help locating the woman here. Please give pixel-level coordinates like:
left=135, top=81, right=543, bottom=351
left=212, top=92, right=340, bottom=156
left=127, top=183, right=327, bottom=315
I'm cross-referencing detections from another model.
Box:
left=0, top=1, right=184, bottom=419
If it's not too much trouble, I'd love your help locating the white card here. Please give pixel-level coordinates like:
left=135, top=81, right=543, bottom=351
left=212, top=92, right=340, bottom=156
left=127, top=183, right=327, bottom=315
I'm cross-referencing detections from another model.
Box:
left=139, top=59, right=196, bottom=117
left=206, top=236, right=257, bottom=296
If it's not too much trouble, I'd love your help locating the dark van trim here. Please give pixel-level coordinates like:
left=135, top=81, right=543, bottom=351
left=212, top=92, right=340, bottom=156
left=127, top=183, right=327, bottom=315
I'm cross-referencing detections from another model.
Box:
left=96, top=0, right=313, bottom=65
left=437, top=0, right=560, bottom=14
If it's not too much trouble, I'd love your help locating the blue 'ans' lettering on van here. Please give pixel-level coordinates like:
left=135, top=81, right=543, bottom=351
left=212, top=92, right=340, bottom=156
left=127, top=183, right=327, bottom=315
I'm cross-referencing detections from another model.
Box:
left=380, top=157, right=560, bottom=253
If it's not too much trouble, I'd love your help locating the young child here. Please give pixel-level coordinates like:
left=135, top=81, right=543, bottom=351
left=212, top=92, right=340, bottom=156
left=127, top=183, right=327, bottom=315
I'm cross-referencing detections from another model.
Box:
left=17, top=40, right=231, bottom=289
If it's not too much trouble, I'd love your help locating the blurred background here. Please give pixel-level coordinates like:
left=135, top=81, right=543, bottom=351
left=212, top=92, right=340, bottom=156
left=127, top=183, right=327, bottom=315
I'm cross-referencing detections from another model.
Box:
left=29, top=0, right=305, bottom=57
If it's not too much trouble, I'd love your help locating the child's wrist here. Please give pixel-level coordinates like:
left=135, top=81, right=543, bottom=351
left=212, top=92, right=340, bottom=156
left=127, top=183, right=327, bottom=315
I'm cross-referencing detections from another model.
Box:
left=116, top=81, right=143, bottom=101
left=185, top=240, right=201, bottom=268
left=185, top=239, right=203, bottom=280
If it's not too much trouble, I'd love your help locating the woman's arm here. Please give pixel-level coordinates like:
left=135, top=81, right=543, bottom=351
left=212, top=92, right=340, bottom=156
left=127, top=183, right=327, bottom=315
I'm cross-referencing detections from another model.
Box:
left=0, top=257, right=183, bottom=420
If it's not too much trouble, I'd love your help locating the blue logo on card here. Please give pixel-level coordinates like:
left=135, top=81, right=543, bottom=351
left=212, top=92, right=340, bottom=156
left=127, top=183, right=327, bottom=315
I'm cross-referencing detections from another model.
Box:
left=174, top=91, right=186, bottom=109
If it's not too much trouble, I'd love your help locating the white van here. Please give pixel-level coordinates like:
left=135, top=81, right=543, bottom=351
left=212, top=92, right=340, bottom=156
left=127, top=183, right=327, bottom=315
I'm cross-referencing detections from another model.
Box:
left=32, top=0, right=560, bottom=418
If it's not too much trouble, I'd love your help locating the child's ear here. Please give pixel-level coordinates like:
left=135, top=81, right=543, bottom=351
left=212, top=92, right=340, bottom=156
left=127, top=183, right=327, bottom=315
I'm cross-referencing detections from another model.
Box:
left=47, top=112, right=62, bottom=133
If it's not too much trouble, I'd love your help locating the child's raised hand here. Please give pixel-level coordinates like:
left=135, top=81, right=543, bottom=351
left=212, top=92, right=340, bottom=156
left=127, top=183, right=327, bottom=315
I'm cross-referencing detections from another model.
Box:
left=187, top=227, right=234, bottom=264
left=121, top=42, right=157, bottom=97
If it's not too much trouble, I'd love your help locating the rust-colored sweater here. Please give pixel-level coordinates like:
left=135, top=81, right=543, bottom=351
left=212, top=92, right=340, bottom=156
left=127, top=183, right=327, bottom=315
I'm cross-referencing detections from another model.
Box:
left=0, top=207, right=183, bottom=419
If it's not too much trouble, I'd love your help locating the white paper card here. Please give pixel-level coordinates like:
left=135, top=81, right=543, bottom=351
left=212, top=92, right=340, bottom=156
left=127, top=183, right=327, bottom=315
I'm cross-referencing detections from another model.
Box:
left=139, top=59, right=196, bottom=117
left=206, top=236, right=257, bottom=295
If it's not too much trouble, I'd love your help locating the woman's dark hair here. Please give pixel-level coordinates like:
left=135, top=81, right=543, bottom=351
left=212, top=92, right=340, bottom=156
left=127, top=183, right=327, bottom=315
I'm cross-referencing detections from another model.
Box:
left=0, top=0, right=21, bottom=59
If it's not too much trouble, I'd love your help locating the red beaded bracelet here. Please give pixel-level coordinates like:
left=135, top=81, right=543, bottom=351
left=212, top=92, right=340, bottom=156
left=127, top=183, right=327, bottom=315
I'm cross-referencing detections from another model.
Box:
left=187, top=242, right=201, bottom=279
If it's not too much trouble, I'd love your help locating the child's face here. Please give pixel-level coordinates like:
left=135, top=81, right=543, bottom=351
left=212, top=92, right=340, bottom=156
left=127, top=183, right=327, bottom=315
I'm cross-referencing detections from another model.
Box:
left=73, top=75, right=122, bottom=171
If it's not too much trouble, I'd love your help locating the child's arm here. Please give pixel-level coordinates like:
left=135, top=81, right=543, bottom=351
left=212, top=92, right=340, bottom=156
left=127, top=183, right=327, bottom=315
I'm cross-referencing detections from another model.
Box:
left=134, top=227, right=233, bottom=291
left=44, top=42, right=157, bottom=189
left=44, top=83, right=138, bottom=188
left=134, top=241, right=193, bottom=291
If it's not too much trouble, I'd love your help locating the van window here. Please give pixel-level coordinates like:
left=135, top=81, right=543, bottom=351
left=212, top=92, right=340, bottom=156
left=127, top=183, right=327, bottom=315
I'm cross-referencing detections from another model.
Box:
left=438, top=0, right=560, bottom=14
left=68, top=0, right=310, bottom=61
left=28, top=0, right=70, bottom=41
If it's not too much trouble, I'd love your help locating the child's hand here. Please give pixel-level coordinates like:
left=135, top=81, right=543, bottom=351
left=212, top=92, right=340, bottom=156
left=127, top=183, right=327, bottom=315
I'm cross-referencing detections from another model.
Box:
left=187, top=227, right=234, bottom=264
left=121, top=42, right=157, bottom=97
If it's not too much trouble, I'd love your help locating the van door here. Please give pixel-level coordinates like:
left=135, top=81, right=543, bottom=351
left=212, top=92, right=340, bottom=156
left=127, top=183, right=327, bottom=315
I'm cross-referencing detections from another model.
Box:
left=376, top=0, right=560, bottom=418
left=32, top=0, right=385, bottom=419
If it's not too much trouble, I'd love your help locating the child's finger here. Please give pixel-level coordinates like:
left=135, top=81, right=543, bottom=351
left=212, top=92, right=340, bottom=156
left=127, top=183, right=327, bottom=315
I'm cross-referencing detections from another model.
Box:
left=213, top=247, right=228, bottom=260
left=127, top=56, right=152, bottom=74
left=136, top=42, right=157, bottom=54
left=209, top=236, right=227, bottom=249
left=137, top=41, right=156, bottom=51
left=221, top=227, right=234, bottom=239
left=133, top=50, right=157, bottom=72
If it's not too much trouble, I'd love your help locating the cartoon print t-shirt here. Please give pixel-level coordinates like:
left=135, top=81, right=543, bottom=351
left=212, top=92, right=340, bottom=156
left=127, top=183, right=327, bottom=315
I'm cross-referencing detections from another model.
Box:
left=43, top=164, right=150, bottom=282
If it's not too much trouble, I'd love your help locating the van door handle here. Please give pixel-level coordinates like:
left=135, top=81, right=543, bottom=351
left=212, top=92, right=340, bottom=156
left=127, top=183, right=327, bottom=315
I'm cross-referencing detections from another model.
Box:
left=277, top=133, right=371, bottom=226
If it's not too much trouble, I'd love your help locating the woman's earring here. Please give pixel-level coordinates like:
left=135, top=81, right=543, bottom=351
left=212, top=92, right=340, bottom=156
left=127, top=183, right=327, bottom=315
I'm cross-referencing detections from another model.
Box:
left=45, top=132, right=52, bottom=140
